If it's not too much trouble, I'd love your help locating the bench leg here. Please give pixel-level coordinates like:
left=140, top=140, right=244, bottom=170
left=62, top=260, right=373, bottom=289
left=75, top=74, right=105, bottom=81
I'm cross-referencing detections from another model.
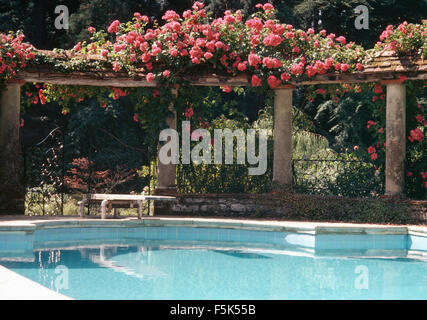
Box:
left=101, top=199, right=108, bottom=219
left=137, top=200, right=142, bottom=219
left=114, top=208, right=119, bottom=218
left=79, top=199, right=87, bottom=218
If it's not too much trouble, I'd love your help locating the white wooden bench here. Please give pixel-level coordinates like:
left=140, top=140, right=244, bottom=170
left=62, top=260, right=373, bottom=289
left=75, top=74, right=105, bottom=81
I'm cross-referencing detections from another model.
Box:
left=79, top=194, right=176, bottom=219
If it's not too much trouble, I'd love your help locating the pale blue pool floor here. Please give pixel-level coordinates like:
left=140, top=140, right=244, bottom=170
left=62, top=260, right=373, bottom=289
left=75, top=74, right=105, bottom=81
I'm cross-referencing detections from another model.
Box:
left=2, top=241, right=427, bottom=300
left=1, top=223, right=427, bottom=300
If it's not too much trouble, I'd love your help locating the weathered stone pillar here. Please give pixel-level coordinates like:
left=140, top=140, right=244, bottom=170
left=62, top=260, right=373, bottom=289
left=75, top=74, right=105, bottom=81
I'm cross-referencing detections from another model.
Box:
left=384, top=81, right=406, bottom=196
left=155, top=88, right=177, bottom=195
left=0, top=81, right=25, bottom=214
left=273, top=86, right=295, bottom=190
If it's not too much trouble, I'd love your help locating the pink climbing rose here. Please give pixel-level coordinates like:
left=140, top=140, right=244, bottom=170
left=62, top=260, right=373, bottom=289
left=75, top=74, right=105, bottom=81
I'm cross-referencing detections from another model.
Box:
left=184, top=107, right=194, bottom=118
left=408, top=128, right=424, bottom=142
left=146, top=73, right=155, bottom=83
left=251, top=75, right=262, bottom=87
left=267, top=75, right=281, bottom=88
left=368, top=146, right=376, bottom=154
left=107, top=20, right=120, bottom=34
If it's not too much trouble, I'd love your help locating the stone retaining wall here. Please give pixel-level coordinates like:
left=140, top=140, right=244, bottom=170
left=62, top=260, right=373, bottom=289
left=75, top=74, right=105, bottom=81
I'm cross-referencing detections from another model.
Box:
left=406, top=200, right=427, bottom=223
left=154, top=193, right=427, bottom=225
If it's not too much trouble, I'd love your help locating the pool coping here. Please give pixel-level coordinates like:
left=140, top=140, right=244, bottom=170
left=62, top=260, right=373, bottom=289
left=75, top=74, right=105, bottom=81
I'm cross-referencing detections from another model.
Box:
left=0, top=216, right=421, bottom=235
left=0, top=217, right=426, bottom=300
left=0, top=265, right=71, bottom=300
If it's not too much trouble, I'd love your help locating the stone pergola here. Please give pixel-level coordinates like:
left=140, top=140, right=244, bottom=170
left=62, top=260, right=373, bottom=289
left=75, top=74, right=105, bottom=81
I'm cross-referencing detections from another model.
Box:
left=0, top=50, right=426, bottom=214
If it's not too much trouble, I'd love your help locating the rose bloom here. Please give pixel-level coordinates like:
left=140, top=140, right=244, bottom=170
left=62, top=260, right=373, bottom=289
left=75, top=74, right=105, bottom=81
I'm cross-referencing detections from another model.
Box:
left=107, top=20, right=120, bottom=33
left=262, top=57, right=275, bottom=69
left=162, top=10, right=180, bottom=21
left=368, top=146, right=376, bottom=154
left=416, top=114, right=425, bottom=123
left=169, top=48, right=179, bottom=57
left=267, top=75, right=281, bottom=88
left=336, top=36, right=346, bottom=44
left=237, top=62, right=247, bottom=71
left=222, top=86, right=232, bottom=93
left=408, top=128, right=424, bottom=142
left=251, top=75, right=262, bottom=87
left=184, top=107, right=194, bottom=118
left=146, top=73, right=155, bottom=83
left=340, top=63, right=350, bottom=72
left=263, top=3, right=274, bottom=11
left=373, top=84, right=383, bottom=94
left=112, top=61, right=120, bottom=72
left=370, top=153, right=378, bottom=160
left=73, top=42, right=82, bottom=51
left=281, top=73, right=290, bottom=81
left=248, top=53, right=261, bottom=67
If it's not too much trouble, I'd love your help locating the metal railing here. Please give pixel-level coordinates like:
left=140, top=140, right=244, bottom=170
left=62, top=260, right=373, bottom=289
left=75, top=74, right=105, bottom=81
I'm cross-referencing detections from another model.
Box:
left=23, top=127, right=65, bottom=215
left=177, top=156, right=384, bottom=197
left=292, top=157, right=384, bottom=197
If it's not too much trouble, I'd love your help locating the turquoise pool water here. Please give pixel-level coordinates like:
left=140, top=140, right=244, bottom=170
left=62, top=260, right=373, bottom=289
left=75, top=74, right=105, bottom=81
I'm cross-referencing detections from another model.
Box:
left=1, top=225, right=427, bottom=299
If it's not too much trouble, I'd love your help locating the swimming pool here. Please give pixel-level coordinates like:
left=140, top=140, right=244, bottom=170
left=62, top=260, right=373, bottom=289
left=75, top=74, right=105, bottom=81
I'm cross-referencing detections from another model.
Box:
left=1, top=218, right=427, bottom=299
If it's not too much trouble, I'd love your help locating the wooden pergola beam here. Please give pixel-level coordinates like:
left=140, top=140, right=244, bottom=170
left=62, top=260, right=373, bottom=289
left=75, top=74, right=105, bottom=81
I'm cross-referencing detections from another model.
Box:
left=15, top=69, right=253, bottom=87
left=15, top=69, right=427, bottom=87
left=13, top=48, right=427, bottom=87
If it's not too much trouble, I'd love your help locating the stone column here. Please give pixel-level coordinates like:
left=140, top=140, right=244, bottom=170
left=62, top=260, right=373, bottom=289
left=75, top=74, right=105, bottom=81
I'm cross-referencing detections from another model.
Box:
left=155, top=88, right=177, bottom=195
left=0, top=81, right=25, bottom=214
left=273, top=86, right=295, bottom=190
left=384, top=81, right=406, bottom=196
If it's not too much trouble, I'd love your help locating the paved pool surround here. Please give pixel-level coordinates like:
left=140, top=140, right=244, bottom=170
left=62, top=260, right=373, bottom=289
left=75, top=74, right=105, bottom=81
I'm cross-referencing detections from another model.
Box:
left=1, top=217, right=427, bottom=299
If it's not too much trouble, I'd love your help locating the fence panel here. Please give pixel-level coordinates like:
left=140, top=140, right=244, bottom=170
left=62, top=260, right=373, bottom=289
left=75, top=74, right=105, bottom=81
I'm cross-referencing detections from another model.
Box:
left=292, top=157, right=384, bottom=197
left=177, top=155, right=383, bottom=197
left=23, top=127, right=65, bottom=215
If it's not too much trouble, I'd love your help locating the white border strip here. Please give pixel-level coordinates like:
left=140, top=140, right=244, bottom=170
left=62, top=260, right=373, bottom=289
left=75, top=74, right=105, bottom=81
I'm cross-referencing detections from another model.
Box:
left=0, top=265, right=71, bottom=300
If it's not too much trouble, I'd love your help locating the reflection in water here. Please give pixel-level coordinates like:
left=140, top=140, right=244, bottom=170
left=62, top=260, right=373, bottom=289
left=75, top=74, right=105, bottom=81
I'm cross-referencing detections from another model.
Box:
left=211, top=250, right=271, bottom=259
left=1, top=240, right=427, bottom=300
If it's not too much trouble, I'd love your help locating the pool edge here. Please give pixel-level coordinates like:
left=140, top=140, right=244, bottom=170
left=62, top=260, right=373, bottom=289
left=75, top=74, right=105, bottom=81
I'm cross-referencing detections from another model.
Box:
left=0, top=265, right=72, bottom=300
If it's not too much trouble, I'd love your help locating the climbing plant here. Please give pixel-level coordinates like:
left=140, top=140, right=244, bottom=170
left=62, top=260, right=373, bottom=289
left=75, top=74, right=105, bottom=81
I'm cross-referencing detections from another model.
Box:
left=1, top=2, right=426, bottom=197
